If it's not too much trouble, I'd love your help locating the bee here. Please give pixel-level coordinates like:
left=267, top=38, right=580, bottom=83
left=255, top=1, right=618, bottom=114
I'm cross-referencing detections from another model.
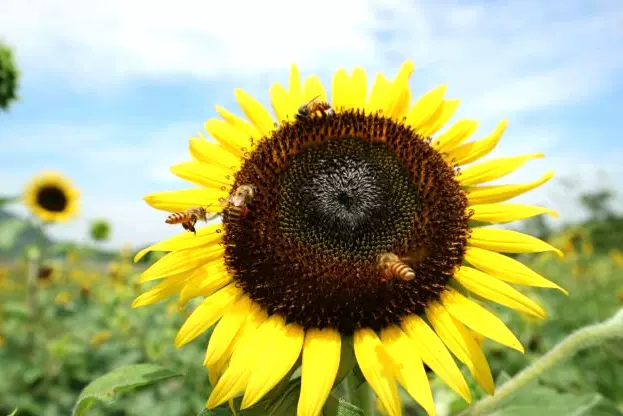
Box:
left=222, top=184, right=255, bottom=222
left=295, top=96, right=332, bottom=122
left=377, top=252, right=416, bottom=282
left=165, top=206, right=214, bottom=234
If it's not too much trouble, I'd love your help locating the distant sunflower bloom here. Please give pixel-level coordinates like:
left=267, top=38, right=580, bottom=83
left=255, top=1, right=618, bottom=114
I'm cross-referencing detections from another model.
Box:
left=24, top=171, right=79, bottom=223
left=134, top=61, right=566, bottom=416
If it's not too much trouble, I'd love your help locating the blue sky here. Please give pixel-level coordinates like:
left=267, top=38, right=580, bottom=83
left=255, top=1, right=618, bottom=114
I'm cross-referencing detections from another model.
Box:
left=1, top=0, right=622, bottom=249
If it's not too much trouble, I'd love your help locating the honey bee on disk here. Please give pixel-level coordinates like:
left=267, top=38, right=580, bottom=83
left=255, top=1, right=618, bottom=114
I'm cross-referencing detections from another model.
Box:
left=165, top=206, right=216, bottom=234
left=377, top=252, right=416, bottom=282
left=222, top=184, right=255, bottom=222
left=295, top=96, right=333, bottom=122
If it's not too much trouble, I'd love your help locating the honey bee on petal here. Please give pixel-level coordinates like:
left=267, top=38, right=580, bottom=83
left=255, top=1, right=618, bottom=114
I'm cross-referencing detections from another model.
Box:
left=378, top=252, right=416, bottom=282
left=165, top=206, right=216, bottom=234
left=295, top=96, right=333, bottom=122
left=221, top=184, right=255, bottom=222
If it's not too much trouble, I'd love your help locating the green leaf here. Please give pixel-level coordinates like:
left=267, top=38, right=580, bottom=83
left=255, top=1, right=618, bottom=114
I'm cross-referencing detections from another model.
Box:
left=486, top=381, right=620, bottom=416
left=0, top=218, right=28, bottom=249
left=6, top=408, right=18, bottom=416
left=71, top=363, right=183, bottom=416
left=323, top=393, right=364, bottom=416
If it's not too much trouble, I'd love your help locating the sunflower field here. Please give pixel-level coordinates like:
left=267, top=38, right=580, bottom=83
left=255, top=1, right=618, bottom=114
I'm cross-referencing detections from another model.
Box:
left=1, top=206, right=622, bottom=416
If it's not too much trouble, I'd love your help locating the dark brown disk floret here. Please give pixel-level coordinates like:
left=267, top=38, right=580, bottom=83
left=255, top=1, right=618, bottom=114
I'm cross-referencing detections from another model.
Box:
left=37, top=185, right=68, bottom=212
left=221, top=110, right=471, bottom=334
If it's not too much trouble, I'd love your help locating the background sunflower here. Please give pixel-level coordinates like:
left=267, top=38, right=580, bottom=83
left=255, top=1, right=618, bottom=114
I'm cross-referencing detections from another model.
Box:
left=23, top=171, right=80, bottom=223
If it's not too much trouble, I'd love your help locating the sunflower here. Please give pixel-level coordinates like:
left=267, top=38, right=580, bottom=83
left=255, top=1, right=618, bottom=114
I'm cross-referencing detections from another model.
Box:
left=23, top=171, right=79, bottom=223
left=134, top=60, right=566, bottom=416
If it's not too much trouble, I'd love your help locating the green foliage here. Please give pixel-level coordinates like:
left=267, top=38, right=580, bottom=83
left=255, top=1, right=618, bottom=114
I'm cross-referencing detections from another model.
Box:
left=483, top=373, right=621, bottom=416
left=72, top=364, right=182, bottom=416
left=89, top=219, right=112, bottom=243
left=323, top=394, right=364, bottom=416
left=0, top=41, right=20, bottom=111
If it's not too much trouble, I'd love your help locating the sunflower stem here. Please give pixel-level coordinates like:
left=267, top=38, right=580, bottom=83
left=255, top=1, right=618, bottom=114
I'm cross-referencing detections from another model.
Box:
left=25, top=244, right=41, bottom=350
left=462, top=307, right=623, bottom=416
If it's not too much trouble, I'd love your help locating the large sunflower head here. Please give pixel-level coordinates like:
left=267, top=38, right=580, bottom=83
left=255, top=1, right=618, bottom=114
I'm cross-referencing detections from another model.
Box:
left=23, top=171, right=79, bottom=223
left=135, top=60, right=566, bottom=416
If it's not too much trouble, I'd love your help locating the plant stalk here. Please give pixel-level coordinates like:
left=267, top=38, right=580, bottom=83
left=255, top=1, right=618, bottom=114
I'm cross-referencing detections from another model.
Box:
left=462, top=308, right=623, bottom=416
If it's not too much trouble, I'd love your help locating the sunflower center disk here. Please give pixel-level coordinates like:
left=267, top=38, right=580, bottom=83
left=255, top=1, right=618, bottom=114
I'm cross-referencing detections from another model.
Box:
left=279, top=138, right=419, bottom=256
left=223, top=110, right=471, bottom=334
left=37, top=185, right=68, bottom=212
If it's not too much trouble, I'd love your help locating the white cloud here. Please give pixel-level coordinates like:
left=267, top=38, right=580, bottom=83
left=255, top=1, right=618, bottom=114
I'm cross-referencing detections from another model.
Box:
left=0, top=0, right=381, bottom=86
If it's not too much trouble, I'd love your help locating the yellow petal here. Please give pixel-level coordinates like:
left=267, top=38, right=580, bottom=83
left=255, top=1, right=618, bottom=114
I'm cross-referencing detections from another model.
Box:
left=458, top=153, right=544, bottom=186
left=175, top=284, right=241, bottom=348
left=170, top=161, right=234, bottom=189
left=178, top=264, right=231, bottom=307
left=132, top=275, right=189, bottom=307
left=384, top=60, right=415, bottom=119
left=302, top=75, right=328, bottom=102
left=466, top=171, right=555, bottom=205
left=144, top=188, right=228, bottom=213
left=454, top=266, right=546, bottom=319
left=406, top=85, right=447, bottom=131
left=205, top=296, right=253, bottom=369
left=401, top=315, right=471, bottom=403
left=349, top=67, right=368, bottom=109
left=205, top=118, right=254, bottom=157
left=188, top=137, right=241, bottom=168
left=380, top=326, right=437, bottom=416
left=289, top=63, right=302, bottom=106
left=393, top=88, right=412, bottom=120
left=366, top=73, right=391, bottom=114
left=138, top=245, right=224, bottom=283
left=441, top=289, right=524, bottom=352
left=297, top=329, right=342, bottom=416
left=206, top=305, right=271, bottom=409
left=431, top=120, right=480, bottom=152
left=353, top=329, right=402, bottom=416
left=214, top=105, right=262, bottom=141
left=469, top=228, right=563, bottom=256
left=134, top=224, right=221, bottom=262
left=425, top=304, right=494, bottom=395
left=241, top=318, right=304, bottom=409
left=464, top=247, right=567, bottom=293
left=234, top=88, right=275, bottom=137
left=470, top=203, right=559, bottom=223
left=206, top=302, right=267, bottom=382
left=331, top=68, right=350, bottom=112
left=446, top=120, right=508, bottom=165
left=419, top=99, right=461, bottom=136
left=270, top=83, right=294, bottom=123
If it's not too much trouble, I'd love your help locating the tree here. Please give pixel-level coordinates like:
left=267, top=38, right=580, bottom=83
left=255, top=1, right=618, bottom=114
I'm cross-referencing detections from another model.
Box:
left=0, top=41, right=20, bottom=111
left=579, top=190, right=614, bottom=221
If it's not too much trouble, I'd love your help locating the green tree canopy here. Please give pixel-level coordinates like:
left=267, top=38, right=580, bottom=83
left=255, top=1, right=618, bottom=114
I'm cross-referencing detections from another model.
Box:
left=0, top=41, right=20, bottom=111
